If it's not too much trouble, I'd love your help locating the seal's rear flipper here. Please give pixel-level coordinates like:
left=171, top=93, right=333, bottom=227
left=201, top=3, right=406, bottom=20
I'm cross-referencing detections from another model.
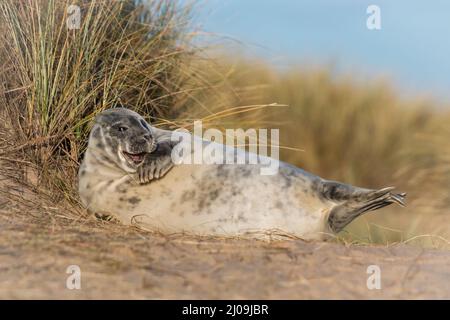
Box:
left=325, top=184, right=406, bottom=233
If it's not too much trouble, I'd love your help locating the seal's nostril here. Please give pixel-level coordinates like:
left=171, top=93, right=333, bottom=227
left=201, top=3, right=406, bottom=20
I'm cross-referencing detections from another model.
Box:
left=143, top=133, right=152, bottom=141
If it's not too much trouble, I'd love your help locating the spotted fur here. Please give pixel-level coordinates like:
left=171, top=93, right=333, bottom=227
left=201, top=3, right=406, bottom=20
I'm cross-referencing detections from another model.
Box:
left=78, top=108, right=406, bottom=240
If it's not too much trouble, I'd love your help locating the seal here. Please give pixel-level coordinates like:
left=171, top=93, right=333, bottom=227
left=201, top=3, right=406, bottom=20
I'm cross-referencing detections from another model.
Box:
left=78, top=107, right=406, bottom=240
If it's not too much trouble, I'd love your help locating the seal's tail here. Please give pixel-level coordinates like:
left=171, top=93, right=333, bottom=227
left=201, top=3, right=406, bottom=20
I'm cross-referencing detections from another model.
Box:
left=324, top=184, right=406, bottom=233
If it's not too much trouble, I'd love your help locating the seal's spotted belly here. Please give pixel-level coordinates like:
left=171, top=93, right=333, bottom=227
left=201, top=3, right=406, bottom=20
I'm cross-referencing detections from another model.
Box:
left=102, top=163, right=329, bottom=240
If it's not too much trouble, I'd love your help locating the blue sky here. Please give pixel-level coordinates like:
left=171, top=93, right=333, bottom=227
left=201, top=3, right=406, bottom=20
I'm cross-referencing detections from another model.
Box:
left=192, top=0, right=450, bottom=101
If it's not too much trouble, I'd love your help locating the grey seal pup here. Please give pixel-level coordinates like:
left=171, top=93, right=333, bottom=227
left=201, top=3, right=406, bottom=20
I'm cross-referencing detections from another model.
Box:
left=78, top=108, right=406, bottom=240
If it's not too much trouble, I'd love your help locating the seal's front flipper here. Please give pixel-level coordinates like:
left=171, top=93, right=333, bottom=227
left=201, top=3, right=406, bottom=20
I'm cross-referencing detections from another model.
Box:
left=137, top=140, right=174, bottom=184
left=324, top=182, right=406, bottom=233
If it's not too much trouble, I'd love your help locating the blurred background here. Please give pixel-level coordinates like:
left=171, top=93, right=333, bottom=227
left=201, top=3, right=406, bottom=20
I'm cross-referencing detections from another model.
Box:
left=195, top=0, right=450, bottom=102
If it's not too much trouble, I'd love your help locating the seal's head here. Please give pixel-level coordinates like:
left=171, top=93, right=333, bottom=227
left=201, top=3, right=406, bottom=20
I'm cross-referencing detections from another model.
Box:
left=89, top=107, right=156, bottom=173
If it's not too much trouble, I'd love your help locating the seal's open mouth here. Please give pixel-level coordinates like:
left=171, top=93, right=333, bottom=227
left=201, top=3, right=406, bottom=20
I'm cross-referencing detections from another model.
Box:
left=122, top=151, right=146, bottom=165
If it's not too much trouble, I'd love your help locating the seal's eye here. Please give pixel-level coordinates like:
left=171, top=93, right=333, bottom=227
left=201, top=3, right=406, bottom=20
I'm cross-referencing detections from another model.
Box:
left=118, top=126, right=128, bottom=132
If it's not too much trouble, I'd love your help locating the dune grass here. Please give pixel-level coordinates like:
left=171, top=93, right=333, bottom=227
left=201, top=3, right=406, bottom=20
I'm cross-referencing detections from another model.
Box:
left=0, top=0, right=449, bottom=247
